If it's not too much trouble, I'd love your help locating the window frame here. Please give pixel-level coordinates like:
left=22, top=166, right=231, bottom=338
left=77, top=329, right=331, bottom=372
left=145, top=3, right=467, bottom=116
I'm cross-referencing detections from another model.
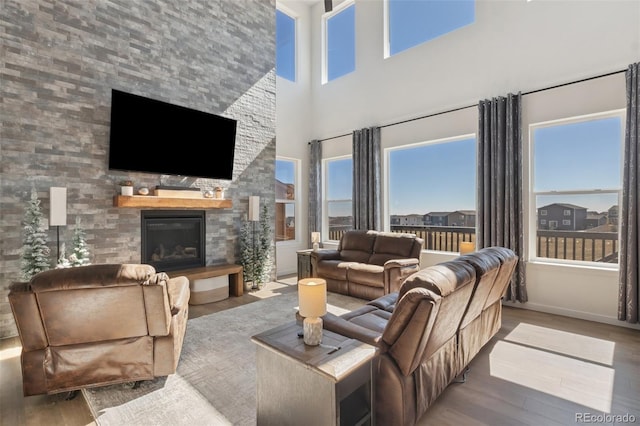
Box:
left=528, top=109, right=624, bottom=268
left=321, top=0, right=356, bottom=84
left=323, top=154, right=353, bottom=242
left=275, top=156, right=300, bottom=245
left=385, top=133, right=477, bottom=253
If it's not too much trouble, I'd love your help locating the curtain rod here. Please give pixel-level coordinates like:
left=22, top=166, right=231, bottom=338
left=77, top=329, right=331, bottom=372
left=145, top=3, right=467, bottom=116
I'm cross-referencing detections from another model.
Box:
left=313, top=67, right=627, bottom=144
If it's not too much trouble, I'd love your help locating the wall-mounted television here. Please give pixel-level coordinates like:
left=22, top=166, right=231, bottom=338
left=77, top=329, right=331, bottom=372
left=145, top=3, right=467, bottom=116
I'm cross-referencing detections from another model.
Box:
left=108, top=89, right=237, bottom=180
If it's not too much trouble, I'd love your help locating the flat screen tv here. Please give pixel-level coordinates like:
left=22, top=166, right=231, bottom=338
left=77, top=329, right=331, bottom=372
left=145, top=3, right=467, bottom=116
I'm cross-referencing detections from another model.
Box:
left=108, top=89, right=237, bottom=180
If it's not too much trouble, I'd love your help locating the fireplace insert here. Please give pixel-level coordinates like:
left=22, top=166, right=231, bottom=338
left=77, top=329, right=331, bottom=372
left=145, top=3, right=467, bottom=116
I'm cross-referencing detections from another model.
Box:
left=141, top=210, right=205, bottom=272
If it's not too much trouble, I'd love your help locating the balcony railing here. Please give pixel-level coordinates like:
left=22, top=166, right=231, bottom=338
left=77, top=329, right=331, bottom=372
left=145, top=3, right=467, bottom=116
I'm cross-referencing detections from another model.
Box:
left=536, top=229, right=618, bottom=263
left=327, top=225, right=618, bottom=263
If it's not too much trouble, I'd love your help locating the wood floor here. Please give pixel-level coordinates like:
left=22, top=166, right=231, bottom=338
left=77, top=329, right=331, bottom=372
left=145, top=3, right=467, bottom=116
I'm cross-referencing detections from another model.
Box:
left=2, top=277, right=639, bottom=426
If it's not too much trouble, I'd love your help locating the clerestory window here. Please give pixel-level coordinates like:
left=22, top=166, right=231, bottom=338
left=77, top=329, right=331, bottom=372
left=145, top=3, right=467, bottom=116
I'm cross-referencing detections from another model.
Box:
left=385, top=0, right=475, bottom=57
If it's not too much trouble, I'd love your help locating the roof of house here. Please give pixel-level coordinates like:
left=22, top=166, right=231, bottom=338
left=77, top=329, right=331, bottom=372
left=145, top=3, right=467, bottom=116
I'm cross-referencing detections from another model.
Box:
left=426, top=212, right=450, bottom=217
left=538, top=203, right=586, bottom=210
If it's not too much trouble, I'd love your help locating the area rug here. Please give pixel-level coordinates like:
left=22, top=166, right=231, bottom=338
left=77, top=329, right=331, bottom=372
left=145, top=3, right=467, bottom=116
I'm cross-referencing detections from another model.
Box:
left=82, top=288, right=365, bottom=426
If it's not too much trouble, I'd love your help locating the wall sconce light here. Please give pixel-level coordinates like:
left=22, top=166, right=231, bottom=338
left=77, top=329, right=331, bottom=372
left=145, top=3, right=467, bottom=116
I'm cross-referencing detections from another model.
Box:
left=311, top=232, right=321, bottom=251
left=50, top=187, right=67, bottom=260
left=298, top=278, right=327, bottom=346
left=460, top=241, right=475, bottom=255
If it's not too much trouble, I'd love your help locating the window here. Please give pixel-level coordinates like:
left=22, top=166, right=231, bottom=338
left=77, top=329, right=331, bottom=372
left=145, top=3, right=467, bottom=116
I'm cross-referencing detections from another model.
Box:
left=323, top=2, right=355, bottom=83
left=275, top=159, right=297, bottom=242
left=325, top=156, right=353, bottom=240
left=541, top=219, right=547, bottom=225
left=388, top=135, right=476, bottom=252
left=541, top=210, right=547, bottom=216
left=531, top=112, right=623, bottom=264
left=276, top=9, right=296, bottom=82
left=386, top=0, right=475, bottom=57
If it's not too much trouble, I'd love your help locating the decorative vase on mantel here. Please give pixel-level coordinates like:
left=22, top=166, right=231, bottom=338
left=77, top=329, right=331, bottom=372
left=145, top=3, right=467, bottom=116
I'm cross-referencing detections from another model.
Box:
left=120, top=180, right=134, bottom=196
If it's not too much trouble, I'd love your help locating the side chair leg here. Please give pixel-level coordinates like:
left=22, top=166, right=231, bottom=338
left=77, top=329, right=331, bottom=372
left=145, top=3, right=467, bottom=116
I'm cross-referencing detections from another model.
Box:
left=64, top=390, right=79, bottom=400
left=453, top=366, right=470, bottom=384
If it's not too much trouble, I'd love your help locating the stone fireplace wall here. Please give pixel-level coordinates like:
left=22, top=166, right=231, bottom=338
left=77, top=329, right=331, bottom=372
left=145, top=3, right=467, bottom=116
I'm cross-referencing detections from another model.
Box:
left=0, top=0, right=276, bottom=338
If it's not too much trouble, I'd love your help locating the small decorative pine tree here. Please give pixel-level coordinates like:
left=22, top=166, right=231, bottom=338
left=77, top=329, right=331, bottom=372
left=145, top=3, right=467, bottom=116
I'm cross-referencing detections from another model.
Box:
left=69, top=216, right=91, bottom=266
left=239, top=220, right=256, bottom=286
left=239, top=203, right=273, bottom=290
left=20, top=187, right=51, bottom=280
left=56, top=242, right=72, bottom=268
left=255, top=204, right=273, bottom=286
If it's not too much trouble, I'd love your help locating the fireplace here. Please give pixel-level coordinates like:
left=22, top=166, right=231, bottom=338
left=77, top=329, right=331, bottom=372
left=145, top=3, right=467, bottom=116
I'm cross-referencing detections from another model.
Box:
left=141, top=210, right=205, bottom=272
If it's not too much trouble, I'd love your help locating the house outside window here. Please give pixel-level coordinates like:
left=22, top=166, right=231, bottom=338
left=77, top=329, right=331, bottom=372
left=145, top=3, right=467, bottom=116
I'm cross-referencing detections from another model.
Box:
left=387, top=135, right=476, bottom=252
left=531, top=111, right=623, bottom=264
left=324, top=156, right=353, bottom=241
left=276, top=8, right=296, bottom=82
left=275, top=158, right=297, bottom=242
left=385, top=0, right=475, bottom=57
left=323, top=1, right=355, bottom=83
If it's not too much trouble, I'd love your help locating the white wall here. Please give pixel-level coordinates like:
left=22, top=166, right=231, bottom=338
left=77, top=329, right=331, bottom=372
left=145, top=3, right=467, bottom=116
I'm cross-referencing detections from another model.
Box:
left=276, top=0, right=640, bottom=327
left=275, top=2, right=314, bottom=276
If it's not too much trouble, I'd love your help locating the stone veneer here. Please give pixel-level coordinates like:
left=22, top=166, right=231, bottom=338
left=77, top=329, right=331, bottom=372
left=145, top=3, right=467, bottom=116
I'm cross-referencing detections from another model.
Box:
left=0, top=0, right=276, bottom=338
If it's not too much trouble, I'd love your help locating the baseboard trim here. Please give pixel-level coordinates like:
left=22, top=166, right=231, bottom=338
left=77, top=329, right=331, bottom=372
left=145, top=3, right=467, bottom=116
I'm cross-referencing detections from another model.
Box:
left=502, top=301, right=640, bottom=330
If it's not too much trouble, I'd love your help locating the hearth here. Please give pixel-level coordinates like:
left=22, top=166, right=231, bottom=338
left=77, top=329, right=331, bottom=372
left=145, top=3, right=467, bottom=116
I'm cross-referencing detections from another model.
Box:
left=141, top=210, right=205, bottom=272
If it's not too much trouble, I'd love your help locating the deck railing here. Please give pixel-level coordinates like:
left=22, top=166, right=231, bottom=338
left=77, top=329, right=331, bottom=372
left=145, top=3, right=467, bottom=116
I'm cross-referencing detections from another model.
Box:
left=327, top=225, right=618, bottom=263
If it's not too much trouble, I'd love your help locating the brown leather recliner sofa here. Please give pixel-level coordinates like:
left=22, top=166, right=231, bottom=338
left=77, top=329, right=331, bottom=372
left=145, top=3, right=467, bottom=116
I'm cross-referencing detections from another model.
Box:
left=310, top=230, right=424, bottom=300
left=8, top=263, right=190, bottom=397
left=322, top=247, right=518, bottom=426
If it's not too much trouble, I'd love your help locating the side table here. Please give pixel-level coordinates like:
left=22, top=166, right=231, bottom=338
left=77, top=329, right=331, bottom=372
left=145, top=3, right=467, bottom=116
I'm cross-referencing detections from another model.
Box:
left=297, top=249, right=314, bottom=280
left=251, top=321, right=377, bottom=426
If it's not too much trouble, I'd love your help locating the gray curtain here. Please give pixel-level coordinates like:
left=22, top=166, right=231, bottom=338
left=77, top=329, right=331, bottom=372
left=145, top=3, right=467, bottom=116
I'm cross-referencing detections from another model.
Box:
left=352, top=126, right=382, bottom=231
left=309, top=140, right=322, bottom=240
left=619, top=62, right=640, bottom=324
left=478, top=93, right=527, bottom=302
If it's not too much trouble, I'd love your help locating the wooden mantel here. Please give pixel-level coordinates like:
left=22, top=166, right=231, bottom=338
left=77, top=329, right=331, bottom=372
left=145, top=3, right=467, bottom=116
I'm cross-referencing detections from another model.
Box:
left=113, top=195, right=232, bottom=209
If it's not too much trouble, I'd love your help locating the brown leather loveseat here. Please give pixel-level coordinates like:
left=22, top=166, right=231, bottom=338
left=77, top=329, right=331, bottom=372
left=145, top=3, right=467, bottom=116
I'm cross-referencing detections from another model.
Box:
left=322, top=247, right=518, bottom=425
left=8, top=263, right=190, bottom=397
left=310, top=230, right=424, bottom=300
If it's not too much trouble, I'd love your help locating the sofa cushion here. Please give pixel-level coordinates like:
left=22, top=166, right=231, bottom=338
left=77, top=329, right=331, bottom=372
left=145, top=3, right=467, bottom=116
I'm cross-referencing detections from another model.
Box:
left=339, top=230, right=376, bottom=263
left=369, top=233, right=419, bottom=266
left=347, top=263, right=384, bottom=287
left=368, top=293, right=397, bottom=312
left=340, top=305, right=391, bottom=334
left=315, top=260, right=354, bottom=281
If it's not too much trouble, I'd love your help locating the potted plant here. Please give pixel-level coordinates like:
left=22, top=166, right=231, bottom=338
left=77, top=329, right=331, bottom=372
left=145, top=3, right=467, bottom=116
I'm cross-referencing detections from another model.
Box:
left=239, top=204, right=273, bottom=290
left=119, top=180, right=134, bottom=196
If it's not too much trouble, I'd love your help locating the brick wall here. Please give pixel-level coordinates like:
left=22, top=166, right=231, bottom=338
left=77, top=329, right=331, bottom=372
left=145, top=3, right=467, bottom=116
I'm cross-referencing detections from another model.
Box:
left=0, top=0, right=276, bottom=338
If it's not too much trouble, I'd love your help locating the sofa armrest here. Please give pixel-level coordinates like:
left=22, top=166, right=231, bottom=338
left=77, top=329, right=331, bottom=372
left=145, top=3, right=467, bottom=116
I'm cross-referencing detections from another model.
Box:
left=383, top=258, right=420, bottom=269
left=167, top=276, right=190, bottom=316
left=311, top=249, right=341, bottom=262
left=8, top=282, right=48, bottom=351
left=322, top=312, right=382, bottom=347
left=383, top=258, right=421, bottom=294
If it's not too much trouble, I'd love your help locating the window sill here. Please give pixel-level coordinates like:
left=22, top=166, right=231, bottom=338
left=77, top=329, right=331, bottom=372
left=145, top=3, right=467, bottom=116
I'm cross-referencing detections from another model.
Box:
left=527, top=258, right=619, bottom=273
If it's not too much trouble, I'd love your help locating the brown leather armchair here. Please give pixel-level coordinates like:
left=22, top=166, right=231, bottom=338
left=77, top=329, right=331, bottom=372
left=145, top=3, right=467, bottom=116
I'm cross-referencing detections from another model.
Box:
left=8, top=263, right=190, bottom=397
